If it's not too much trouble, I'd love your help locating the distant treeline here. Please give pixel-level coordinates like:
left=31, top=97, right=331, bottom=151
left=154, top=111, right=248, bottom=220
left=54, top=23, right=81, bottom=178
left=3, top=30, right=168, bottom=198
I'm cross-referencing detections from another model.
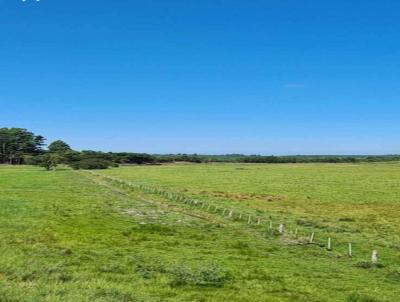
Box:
left=1, top=127, right=399, bottom=169
left=175, top=154, right=400, bottom=164
left=153, top=154, right=400, bottom=164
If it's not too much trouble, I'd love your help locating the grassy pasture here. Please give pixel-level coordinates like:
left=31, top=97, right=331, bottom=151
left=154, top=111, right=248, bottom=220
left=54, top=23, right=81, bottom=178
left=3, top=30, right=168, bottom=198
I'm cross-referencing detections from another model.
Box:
left=101, top=162, right=400, bottom=240
left=0, top=163, right=400, bottom=301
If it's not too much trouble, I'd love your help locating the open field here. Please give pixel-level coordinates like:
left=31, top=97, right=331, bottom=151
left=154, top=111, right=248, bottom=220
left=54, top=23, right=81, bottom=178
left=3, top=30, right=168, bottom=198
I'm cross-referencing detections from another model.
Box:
left=1, top=163, right=400, bottom=301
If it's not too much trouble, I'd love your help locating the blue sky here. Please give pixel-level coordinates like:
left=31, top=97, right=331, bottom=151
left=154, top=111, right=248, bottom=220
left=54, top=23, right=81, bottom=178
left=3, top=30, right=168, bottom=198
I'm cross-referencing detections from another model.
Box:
left=1, top=0, right=399, bottom=154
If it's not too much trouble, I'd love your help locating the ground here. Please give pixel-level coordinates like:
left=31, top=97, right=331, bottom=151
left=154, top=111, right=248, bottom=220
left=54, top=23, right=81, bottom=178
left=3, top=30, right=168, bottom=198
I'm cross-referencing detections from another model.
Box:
left=0, top=163, right=399, bottom=301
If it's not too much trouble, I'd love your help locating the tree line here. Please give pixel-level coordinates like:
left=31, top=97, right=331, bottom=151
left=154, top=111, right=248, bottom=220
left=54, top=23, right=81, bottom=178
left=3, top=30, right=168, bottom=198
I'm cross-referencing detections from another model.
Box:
left=0, top=128, right=45, bottom=164
left=1, top=127, right=399, bottom=170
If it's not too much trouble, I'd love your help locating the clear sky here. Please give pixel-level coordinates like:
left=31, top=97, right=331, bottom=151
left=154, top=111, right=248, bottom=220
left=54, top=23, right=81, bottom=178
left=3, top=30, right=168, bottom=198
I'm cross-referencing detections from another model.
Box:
left=1, top=0, right=399, bottom=155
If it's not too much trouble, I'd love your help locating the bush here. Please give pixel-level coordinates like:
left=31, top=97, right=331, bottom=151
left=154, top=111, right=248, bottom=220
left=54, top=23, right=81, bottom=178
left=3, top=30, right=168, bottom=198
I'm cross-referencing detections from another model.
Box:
left=68, top=159, right=115, bottom=170
left=24, top=153, right=64, bottom=170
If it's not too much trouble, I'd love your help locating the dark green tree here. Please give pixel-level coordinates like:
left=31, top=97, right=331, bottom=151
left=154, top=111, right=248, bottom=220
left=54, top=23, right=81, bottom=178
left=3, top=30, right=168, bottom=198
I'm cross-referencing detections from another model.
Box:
left=0, top=128, right=45, bottom=164
left=48, top=140, right=72, bottom=154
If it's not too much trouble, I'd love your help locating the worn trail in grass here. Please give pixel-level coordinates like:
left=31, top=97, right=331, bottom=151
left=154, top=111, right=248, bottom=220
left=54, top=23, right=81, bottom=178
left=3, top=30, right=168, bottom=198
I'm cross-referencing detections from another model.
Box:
left=0, top=165, right=399, bottom=301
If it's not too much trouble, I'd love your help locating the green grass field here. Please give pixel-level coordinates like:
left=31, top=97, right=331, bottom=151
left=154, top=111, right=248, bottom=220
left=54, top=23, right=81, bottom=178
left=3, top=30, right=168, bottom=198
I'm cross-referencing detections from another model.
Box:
left=1, top=163, right=400, bottom=301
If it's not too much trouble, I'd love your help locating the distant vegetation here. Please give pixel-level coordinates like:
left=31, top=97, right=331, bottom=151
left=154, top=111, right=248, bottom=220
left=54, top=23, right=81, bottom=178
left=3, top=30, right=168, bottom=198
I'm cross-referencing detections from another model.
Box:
left=1, top=127, right=399, bottom=169
left=154, top=154, right=400, bottom=164
left=0, top=128, right=45, bottom=164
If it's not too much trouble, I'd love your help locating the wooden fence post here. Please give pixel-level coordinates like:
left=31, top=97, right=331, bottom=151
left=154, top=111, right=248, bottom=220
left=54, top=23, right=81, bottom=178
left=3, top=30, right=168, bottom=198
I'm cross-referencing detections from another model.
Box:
left=309, top=232, right=314, bottom=243
left=327, top=238, right=332, bottom=250
left=371, top=250, right=379, bottom=264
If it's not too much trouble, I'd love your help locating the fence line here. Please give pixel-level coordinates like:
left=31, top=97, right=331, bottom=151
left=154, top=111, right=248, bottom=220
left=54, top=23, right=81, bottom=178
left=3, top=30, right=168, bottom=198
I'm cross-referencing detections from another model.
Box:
left=86, top=171, right=382, bottom=265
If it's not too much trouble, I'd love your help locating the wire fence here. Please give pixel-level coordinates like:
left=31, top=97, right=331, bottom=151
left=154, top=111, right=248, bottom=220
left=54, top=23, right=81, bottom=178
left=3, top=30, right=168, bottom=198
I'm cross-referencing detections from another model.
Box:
left=86, top=171, right=384, bottom=267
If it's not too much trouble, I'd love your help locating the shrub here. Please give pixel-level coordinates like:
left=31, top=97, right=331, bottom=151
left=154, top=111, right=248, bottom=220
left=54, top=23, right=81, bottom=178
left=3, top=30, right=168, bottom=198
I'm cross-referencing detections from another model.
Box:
left=35, top=154, right=61, bottom=170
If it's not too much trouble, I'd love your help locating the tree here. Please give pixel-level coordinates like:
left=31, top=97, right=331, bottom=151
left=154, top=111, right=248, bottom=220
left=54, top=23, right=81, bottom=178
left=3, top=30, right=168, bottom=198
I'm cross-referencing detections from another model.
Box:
left=48, top=140, right=72, bottom=154
left=37, top=153, right=61, bottom=171
left=0, top=128, right=45, bottom=164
